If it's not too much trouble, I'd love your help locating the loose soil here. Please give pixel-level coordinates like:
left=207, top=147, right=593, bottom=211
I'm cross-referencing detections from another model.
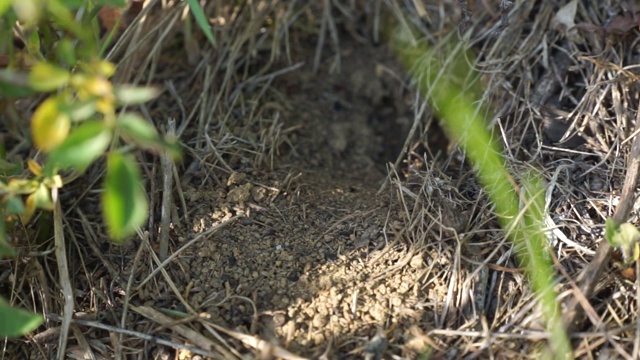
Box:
left=165, top=37, right=433, bottom=358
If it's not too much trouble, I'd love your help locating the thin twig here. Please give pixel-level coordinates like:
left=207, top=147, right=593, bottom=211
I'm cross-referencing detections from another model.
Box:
left=159, top=118, right=176, bottom=260
left=53, top=188, right=74, bottom=360
left=135, top=216, right=240, bottom=291
left=116, top=231, right=148, bottom=360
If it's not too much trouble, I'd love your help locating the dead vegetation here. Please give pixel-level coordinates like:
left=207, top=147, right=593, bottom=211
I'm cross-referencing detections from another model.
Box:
left=5, top=0, right=640, bottom=359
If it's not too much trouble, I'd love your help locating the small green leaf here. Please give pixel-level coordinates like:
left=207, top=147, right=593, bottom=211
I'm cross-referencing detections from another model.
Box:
left=56, top=38, right=77, bottom=66
left=26, top=30, right=41, bottom=55
left=95, top=0, right=126, bottom=6
left=0, top=0, right=12, bottom=17
left=47, top=121, right=112, bottom=172
left=605, top=218, right=619, bottom=246
left=63, top=100, right=97, bottom=122
left=0, top=158, right=18, bottom=172
left=5, top=179, right=39, bottom=195
left=32, top=183, right=53, bottom=210
left=0, top=297, right=43, bottom=337
left=5, top=196, right=25, bottom=215
left=118, top=114, right=182, bottom=159
left=613, top=223, right=640, bottom=265
left=0, top=217, right=15, bottom=258
left=29, top=62, right=70, bottom=91
left=58, top=0, right=85, bottom=9
left=22, top=191, right=37, bottom=224
left=102, top=153, right=148, bottom=241
left=47, top=0, right=85, bottom=39
left=31, top=97, right=71, bottom=152
left=118, top=113, right=161, bottom=149
left=114, top=86, right=160, bottom=105
left=0, top=69, right=36, bottom=97
left=12, top=0, right=43, bottom=25
left=0, top=83, right=36, bottom=97
left=186, top=0, right=216, bottom=46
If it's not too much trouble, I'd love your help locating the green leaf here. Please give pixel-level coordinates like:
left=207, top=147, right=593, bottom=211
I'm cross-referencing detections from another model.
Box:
left=114, top=86, right=160, bottom=105
left=12, top=0, right=43, bottom=25
left=95, top=0, right=126, bottom=7
left=0, top=82, right=36, bottom=97
left=118, top=113, right=161, bottom=149
left=47, top=121, right=112, bottom=172
left=0, top=0, right=12, bottom=17
left=31, top=97, right=71, bottom=152
left=56, top=38, right=77, bottom=67
left=186, top=0, right=216, bottom=46
left=32, top=183, right=53, bottom=210
left=4, top=179, right=39, bottom=194
left=102, top=153, right=148, bottom=241
left=614, top=223, right=640, bottom=265
left=63, top=100, right=97, bottom=122
left=0, top=297, right=43, bottom=337
left=47, top=0, right=85, bottom=39
left=118, top=114, right=182, bottom=159
left=5, top=196, right=25, bottom=215
left=26, top=29, right=41, bottom=55
left=0, top=218, right=15, bottom=258
left=0, top=70, right=37, bottom=97
left=0, top=158, right=18, bottom=172
left=606, top=218, right=640, bottom=264
left=0, top=242, right=15, bottom=258
left=58, top=0, right=85, bottom=9
left=605, top=217, right=619, bottom=246
left=29, top=62, right=70, bottom=91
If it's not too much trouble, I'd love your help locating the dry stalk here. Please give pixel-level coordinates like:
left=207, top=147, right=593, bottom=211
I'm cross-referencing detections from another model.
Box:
left=51, top=188, right=74, bottom=360
left=159, top=119, right=175, bottom=260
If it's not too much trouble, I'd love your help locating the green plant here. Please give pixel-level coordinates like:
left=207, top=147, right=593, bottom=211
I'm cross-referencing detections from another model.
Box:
left=388, top=20, right=572, bottom=359
left=0, top=0, right=180, bottom=338
left=186, top=0, right=215, bottom=46
left=605, top=218, right=640, bottom=265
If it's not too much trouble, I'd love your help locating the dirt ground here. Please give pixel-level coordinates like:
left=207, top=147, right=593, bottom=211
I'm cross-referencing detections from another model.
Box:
left=163, top=36, right=435, bottom=358
left=8, top=1, right=640, bottom=359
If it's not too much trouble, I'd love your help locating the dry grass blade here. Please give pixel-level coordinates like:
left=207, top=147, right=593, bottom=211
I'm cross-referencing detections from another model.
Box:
left=53, top=189, right=74, bottom=360
left=159, top=118, right=175, bottom=260
left=130, top=305, right=238, bottom=358
left=210, top=322, right=309, bottom=360
left=46, top=312, right=219, bottom=358
left=564, top=97, right=640, bottom=331
left=135, top=215, right=240, bottom=291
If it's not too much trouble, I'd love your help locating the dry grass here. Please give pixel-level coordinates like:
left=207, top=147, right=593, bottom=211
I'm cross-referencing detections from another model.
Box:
left=387, top=0, right=640, bottom=358
left=4, top=0, right=640, bottom=359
